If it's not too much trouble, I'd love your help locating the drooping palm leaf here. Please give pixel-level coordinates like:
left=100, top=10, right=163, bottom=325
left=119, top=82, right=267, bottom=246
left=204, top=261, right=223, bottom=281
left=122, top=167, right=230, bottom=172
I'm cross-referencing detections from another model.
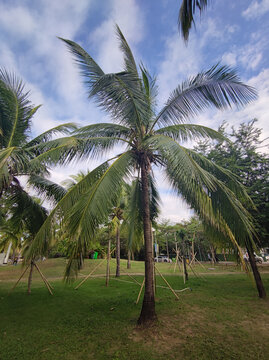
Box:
left=0, top=69, right=35, bottom=148
left=73, top=123, right=131, bottom=140
left=156, top=123, right=228, bottom=143
left=27, top=123, right=78, bottom=147
left=178, top=0, right=210, bottom=41
left=28, top=175, right=67, bottom=204
left=154, top=64, right=257, bottom=128
left=29, top=135, right=127, bottom=168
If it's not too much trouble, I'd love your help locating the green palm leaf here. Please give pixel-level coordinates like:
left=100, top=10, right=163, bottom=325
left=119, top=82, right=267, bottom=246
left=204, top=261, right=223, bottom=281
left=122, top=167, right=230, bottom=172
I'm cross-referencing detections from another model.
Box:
left=115, top=24, right=139, bottom=75
left=156, top=123, right=228, bottom=142
left=0, top=69, right=37, bottom=147
left=154, top=64, right=257, bottom=128
left=28, top=175, right=67, bottom=204
left=73, top=123, right=131, bottom=140
left=178, top=0, right=210, bottom=41
left=27, top=123, right=78, bottom=147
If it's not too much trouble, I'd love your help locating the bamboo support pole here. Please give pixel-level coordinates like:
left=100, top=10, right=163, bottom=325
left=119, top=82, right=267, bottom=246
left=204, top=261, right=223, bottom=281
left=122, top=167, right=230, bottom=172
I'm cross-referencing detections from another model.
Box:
left=75, top=258, right=106, bottom=290
left=34, top=262, right=54, bottom=290
left=155, top=266, right=180, bottom=300
left=177, top=259, right=182, bottom=277
left=9, top=263, right=30, bottom=294
left=35, top=263, right=53, bottom=291
left=190, top=252, right=197, bottom=266
left=34, top=263, right=54, bottom=289
left=188, top=263, right=207, bottom=281
left=34, top=263, right=53, bottom=295
left=75, top=247, right=115, bottom=290
left=195, top=258, right=207, bottom=270
left=109, top=260, right=141, bottom=285
left=136, top=277, right=145, bottom=304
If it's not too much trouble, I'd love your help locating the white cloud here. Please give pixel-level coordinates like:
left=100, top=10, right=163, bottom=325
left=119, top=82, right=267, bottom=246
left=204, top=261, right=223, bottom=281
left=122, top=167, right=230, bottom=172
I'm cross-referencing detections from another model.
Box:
left=90, top=0, right=144, bottom=73
left=159, top=193, right=194, bottom=223
left=0, top=0, right=97, bottom=136
left=221, top=38, right=264, bottom=71
left=157, top=17, right=231, bottom=105
left=242, top=0, right=269, bottom=19
left=191, top=68, right=269, bottom=148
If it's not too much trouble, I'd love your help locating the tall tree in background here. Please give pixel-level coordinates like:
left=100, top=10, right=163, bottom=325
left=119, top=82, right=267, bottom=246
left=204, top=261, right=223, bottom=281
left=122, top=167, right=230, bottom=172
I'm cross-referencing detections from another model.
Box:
left=29, top=26, right=257, bottom=324
left=195, top=119, right=268, bottom=297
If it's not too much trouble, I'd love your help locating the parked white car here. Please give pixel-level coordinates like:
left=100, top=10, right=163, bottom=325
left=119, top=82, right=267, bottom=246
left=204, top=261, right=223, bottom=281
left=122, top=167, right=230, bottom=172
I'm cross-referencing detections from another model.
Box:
left=254, top=254, right=263, bottom=264
left=154, top=255, right=172, bottom=263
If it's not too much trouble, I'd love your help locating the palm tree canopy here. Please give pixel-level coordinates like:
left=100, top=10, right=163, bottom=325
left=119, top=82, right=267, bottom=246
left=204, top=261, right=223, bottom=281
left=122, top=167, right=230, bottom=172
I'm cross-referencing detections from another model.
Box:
left=27, top=26, right=257, bottom=276
left=0, top=68, right=78, bottom=195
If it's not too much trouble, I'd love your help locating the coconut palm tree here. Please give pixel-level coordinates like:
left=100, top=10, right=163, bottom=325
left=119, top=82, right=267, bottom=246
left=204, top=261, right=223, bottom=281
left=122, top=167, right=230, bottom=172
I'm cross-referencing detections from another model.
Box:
left=0, top=68, right=77, bottom=200
left=28, top=26, right=257, bottom=324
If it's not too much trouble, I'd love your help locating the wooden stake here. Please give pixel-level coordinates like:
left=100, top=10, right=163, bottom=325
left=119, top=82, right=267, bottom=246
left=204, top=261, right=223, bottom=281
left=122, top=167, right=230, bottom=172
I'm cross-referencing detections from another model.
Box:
left=75, top=248, right=115, bottom=290
left=109, top=260, right=141, bottom=285
left=34, top=263, right=54, bottom=290
left=9, top=263, right=30, bottom=294
left=75, top=258, right=106, bottom=290
left=34, top=263, right=53, bottom=295
left=195, top=258, right=207, bottom=270
left=155, top=266, right=180, bottom=300
left=188, top=262, right=207, bottom=281
left=190, top=252, right=197, bottom=266
left=136, top=277, right=145, bottom=304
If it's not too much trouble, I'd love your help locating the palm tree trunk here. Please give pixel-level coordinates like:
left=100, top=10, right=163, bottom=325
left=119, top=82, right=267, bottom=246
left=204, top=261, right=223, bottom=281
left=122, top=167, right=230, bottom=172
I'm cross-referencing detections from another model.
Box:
left=182, top=241, right=188, bottom=281
left=138, top=161, right=157, bottom=325
left=106, top=239, right=111, bottom=287
left=28, top=261, right=34, bottom=294
left=246, top=243, right=266, bottom=299
left=127, top=249, right=131, bottom=269
left=166, top=234, right=169, bottom=259
left=116, top=226, right=120, bottom=277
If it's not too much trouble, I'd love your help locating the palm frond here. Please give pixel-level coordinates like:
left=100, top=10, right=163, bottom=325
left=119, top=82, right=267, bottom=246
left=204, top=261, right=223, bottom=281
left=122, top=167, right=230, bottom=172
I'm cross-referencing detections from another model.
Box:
left=27, top=123, right=78, bottom=147
left=125, top=178, right=144, bottom=250
left=184, top=148, right=254, bottom=203
left=73, top=123, right=131, bottom=140
left=26, top=152, right=134, bottom=263
left=178, top=0, right=210, bottom=41
left=0, top=147, right=31, bottom=191
left=157, top=137, right=255, bottom=244
left=90, top=71, right=149, bottom=130
left=115, top=24, right=138, bottom=75
left=65, top=151, right=134, bottom=246
left=59, top=37, right=104, bottom=84
left=147, top=134, right=217, bottom=192
left=26, top=160, right=112, bottom=258
left=29, top=135, right=126, bottom=168
left=28, top=175, right=67, bottom=204
left=7, top=184, right=48, bottom=237
left=155, top=64, right=257, bottom=128
left=60, top=36, right=150, bottom=131
left=156, top=124, right=228, bottom=142
left=125, top=174, right=160, bottom=250
left=0, top=68, right=37, bottom=147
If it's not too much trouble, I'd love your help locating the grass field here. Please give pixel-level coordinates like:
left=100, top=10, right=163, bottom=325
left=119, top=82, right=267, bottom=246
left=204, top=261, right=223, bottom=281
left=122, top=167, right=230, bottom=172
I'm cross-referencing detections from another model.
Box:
left=0, top=259, right=269, bottom=360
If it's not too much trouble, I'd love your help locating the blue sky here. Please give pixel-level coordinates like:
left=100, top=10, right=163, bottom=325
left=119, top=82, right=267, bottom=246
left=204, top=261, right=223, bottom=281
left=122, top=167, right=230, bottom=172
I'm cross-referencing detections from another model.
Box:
left=0, top=0, right=268, bottom=222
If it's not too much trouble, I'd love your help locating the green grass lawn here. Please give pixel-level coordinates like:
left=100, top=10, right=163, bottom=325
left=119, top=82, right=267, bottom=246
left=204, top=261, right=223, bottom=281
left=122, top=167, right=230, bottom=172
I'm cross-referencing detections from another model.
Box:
left=0, top=259, right=269, bottom=360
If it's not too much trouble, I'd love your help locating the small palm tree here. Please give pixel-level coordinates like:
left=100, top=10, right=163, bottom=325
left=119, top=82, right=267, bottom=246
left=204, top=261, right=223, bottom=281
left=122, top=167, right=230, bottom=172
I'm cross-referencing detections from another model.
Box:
left=29, top=26, right=257, bottom=324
